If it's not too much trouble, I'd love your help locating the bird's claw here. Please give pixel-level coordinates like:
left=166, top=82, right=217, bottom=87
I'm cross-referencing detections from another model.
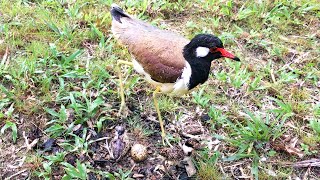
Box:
left=161, top=133, right=173, bottom=147
left=118, top=101, right=130, bottom=117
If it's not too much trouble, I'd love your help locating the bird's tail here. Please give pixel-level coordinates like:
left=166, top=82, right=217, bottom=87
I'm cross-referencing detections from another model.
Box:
left=110, top=4, right=130, bottom=23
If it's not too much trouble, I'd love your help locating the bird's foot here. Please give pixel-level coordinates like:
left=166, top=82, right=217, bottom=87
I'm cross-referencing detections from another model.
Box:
left=118, top=101, right=130, bottom=117
left=161, top=133, right=173, bottom=147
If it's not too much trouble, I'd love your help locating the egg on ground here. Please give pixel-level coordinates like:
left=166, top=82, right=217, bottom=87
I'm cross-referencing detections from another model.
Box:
left=130, top=144, right=148, bottom=162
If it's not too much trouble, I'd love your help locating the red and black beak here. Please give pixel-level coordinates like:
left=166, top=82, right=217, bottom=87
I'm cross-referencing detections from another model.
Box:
left=211, top=48, right=240, bottom=61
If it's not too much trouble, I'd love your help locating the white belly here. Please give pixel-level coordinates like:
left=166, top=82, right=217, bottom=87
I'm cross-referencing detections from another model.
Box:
left=132, top=59, right=191, bottom=96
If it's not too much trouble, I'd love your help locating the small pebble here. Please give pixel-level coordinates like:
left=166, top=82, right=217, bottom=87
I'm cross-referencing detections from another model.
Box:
left=132, top=174, right=144, bottom=178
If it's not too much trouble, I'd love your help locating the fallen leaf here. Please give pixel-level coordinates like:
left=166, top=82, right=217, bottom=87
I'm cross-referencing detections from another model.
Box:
left=285, top=145, right=304, bottom=158
left=66, top=108, right=75, bottom=122
left=289, top=137, right=299, bottom=148
left=264, top=168, right=277, bottom=177
left=159, top=146, right=184, bottom=160
left=185, top=157, right=196, bottom=177
left=72, top=124, right=82, bottom=132
left=271, top=136, right=304, bottom=158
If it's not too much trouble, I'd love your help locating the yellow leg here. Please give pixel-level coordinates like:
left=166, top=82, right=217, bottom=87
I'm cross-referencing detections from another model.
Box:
left=116, top=60, right=133, bottom=116
left=153, top=87, right=171, bottom=146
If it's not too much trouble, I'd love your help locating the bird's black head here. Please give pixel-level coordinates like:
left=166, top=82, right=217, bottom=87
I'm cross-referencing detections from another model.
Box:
left=183, top=34, right=240, bottom=90
left=183, top=34, right=240, bottom=62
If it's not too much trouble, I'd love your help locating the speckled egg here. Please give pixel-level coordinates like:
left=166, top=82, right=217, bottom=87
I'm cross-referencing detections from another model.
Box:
left=130, top=144, right=148, bottom=162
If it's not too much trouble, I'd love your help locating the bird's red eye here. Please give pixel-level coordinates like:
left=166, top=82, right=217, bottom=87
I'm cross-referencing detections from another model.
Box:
left=210, top=47, right=217, bottom=53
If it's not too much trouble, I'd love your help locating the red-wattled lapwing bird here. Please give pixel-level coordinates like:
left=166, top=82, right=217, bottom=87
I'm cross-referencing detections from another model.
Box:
left=111, top=4, right=240, bottom=145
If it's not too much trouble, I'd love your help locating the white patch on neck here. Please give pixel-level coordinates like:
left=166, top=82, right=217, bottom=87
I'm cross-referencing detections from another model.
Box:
left=196, top=47, right=210, bottom=57
left=173, top=62, right=192, bottom=95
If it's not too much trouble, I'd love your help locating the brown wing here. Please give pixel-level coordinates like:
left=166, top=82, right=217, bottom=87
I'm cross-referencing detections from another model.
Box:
left=112, top=16, right=190, bottom=83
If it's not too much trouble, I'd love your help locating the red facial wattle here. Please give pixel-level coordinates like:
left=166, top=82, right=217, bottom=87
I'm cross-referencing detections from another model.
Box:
left=211, top=48, right=240, bottom=61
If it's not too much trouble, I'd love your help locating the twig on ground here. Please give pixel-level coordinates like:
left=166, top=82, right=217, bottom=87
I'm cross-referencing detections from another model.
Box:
left=303, top=166, right=311, bottom=180
left=293, top=159, right=320, bottom=168
left=1, top=46, right=9, bottom=69
left=23, top=131, right=39, bottom=151
left=4, top=169, right=27, bottom=180
left=105, top=138, right=113, bottom=159
left=270, top=68, right=276, bottom=83
left=88, top=137, right=111, bottom=144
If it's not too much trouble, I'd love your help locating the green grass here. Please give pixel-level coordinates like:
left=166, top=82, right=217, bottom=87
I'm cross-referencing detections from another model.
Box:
left=0, top=0, right=319, bottom=179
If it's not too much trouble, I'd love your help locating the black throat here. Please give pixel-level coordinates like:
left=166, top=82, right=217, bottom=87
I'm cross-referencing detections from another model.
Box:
left=183, top=49, right=216, bottom=90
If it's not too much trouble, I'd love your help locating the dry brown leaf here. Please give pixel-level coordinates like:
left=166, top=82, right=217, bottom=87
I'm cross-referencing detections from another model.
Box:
left=72, top=124, right=82, bottom=132
left=185, top=157, right=196, bottom=177
left=271, top=135, right=304, bottom=158
left=66, top=109, right=75, bottom=122
left=284, top=145, right=304, bottom=158
left=289, top=137, right=299, bottom=148
left=264, top=168, right=277, bottom=177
